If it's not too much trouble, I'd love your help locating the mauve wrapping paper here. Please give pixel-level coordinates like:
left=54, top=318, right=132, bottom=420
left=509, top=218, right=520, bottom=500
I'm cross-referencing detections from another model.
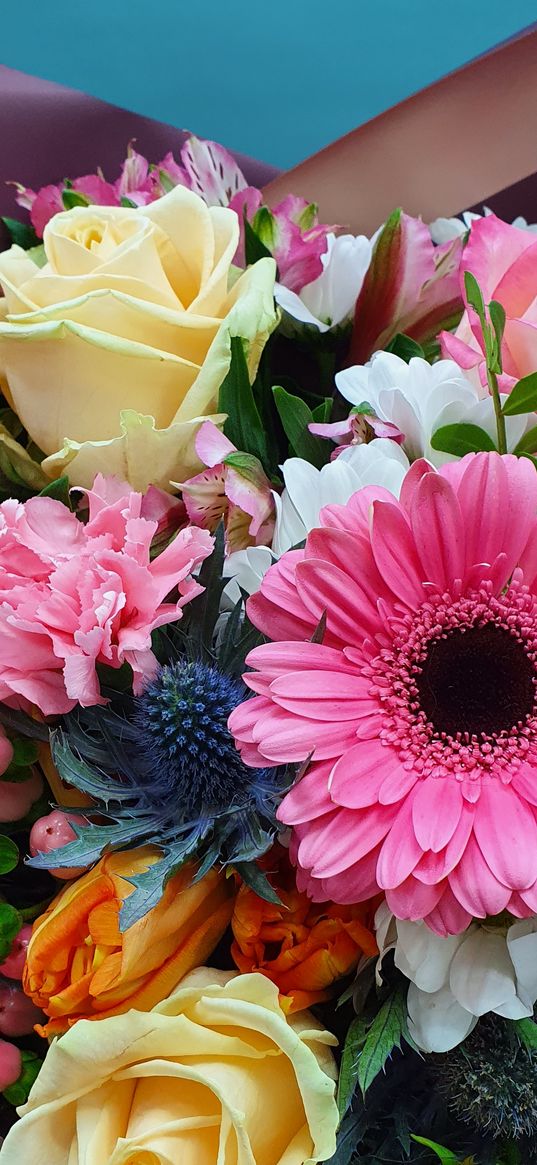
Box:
left=0, top=64, right=280, bottom=247
left=263, top=25, right=537, bottom=233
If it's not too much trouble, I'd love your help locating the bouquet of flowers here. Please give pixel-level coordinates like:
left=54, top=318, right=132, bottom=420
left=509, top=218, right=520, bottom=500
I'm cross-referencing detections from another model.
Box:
left=0, top=130, right=535, bottom=1165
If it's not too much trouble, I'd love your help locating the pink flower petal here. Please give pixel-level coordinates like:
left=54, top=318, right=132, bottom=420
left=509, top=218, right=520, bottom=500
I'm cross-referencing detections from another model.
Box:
left=449, top=834, right=512, bottom=918
left=376, top=795, right=423, bottom=889
left=410, top=474, right=465, bottom=590
left=411, top=776, right=464, bottom=853
left=473, top=780, right=537, bottom=891
left=370, top=499, right=424, bottom=608
left=328, top=741, right=401, bottom=809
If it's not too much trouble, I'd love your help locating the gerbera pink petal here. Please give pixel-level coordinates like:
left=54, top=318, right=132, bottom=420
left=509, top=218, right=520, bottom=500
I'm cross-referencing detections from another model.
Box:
left=449, top=835, right=512, bottom=918
left=270, top=669, right=376, bottom=722
left=297, top=803, right=394, bottom=879
left=376, top=796, right=424, bottom=889
left=424, top=887, right=473, bottom=937
left=277, top=762, right=335, bottom=824
left=409, top=474, right=465, bottom=590
left=369, top=499, right=425, bottom=607
left=473, top=782, right=537, bottom=890
left=386, top=877, right=445, bottom=921
left=328, top=741, right=402, bottom=809
left=295, top=558, right=385, bottom=645
left=251, top=704, right=359, bottom=764
left=411, top=776, right=464, bottom=853
left=398, top=458, right=436, bottom=515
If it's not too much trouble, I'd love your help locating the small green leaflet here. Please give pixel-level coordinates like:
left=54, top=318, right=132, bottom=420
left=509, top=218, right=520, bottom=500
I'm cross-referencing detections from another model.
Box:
left=464, top=271, right=485, bottom=319
left=3, top=1050, right=42, bottom=1107
left=357, top=988, right=410, bottom=1096
left=272, top=385, right=331, bottom=468
left=337, top=1015, right=368, bottom=1116
left=430, top=423, right=496, bottom=457
left=513, top=1016, right=537, bottom=1050
left=514, top=426, right=537, bottom=455
left=0, top=837, right=19, bottom=874
left=38, top=475, right=72, bottom=507
left=0, top=903, right=22, bottom=963
left=233, top=861, right=282, bottom=906
left=502, top=371, right=537, bottom=416
left=385, top=333, right=425, bottom=363
left=244, top=214, right=273, bottom=266
left=62, top=189, right=90, bottom=211
left=411, top=1135, right=462, bottom=1163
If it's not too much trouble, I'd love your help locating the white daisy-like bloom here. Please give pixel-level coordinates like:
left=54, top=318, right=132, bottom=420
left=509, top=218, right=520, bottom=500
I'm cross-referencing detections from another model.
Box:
left=336, top=352, right=533, bottom=466
left=223, top=439, right=409, bottom=601
left=430, top=208, right=537, bottom=244
left=274, top=232, right=372, bottom=333
left=376, top=903, right=537, bottom=1054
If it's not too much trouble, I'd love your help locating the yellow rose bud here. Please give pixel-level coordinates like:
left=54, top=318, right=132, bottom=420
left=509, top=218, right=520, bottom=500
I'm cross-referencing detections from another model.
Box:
left=23, top=847, right=235, bottom=1038
left=3, top=969, right=339, bottom=1165
left=0, top=187, right=277, bottom=490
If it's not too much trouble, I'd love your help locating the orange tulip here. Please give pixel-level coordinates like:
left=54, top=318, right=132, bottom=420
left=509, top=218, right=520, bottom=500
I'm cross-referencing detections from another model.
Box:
left=24, top=847, right=235, bottom=1038
left=231, top=847, right=378, bottom=1012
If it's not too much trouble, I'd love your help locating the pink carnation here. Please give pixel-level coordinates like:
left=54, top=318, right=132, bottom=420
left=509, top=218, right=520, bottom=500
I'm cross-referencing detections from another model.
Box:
left=229, top=453, right=537, bottom=936
left=0, top=476, right=212, bottom=715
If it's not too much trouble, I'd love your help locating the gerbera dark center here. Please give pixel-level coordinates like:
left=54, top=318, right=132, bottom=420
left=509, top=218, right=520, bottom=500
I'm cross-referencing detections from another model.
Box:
left=416, top=624, right=536, bottom=738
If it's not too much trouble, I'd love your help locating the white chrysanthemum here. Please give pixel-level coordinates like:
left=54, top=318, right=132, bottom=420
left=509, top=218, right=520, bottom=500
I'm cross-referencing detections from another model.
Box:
left=430, top=208, right=537, bottom=244
left=223, top=439, right=409, bottom=601
left=336, top=352, right=532, bottom=466
left=274, top=232, right=372, bottom=332
left=376, top=903, right=537, bottom=1053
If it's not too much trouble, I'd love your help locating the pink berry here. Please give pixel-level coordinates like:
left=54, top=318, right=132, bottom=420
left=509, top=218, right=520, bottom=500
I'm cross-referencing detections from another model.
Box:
left=0, top=1040, right=21, bottom=1091
left=29, top=810, right=86, bottom=880
left=0, top=771, right=43, bottom=823
left=0, top=983, right=42, bottom=1037
left=0, top=734, right=14, bottom=777
left=0, top=924, right=33, bottom=981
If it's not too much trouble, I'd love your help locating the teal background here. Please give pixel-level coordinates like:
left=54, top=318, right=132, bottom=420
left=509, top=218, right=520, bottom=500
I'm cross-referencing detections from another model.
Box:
left=1, top=1, right=536, bottom=169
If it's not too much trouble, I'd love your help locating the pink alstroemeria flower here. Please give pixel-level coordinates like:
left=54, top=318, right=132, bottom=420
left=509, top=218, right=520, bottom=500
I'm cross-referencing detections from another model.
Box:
left=0, top=476, right=213, bottom=714
left=309, top=412, right=405, bottom=460
left=180, top=421, right=275, bottom=553
left=441, top=214, right=537, bottom=390
left=231, top=188, right=335, bottom=291
left=350, top=210, right=463, bottom=364
left=14, top=175, right=120, bottom=237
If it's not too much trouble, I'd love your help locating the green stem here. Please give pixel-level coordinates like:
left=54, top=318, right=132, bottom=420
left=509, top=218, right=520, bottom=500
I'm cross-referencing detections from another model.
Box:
left=487, top=366, right=507, bottom=454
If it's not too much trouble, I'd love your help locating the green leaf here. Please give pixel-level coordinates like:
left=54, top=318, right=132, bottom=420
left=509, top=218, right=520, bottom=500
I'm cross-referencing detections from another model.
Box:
left=385, top=332, right=425, bottom=362
left=61, top=189, right=90, bottom=211
left=310, top=397, right=333, bottom=424
left=0, top=837, right=18, bottom=874
left=272, top=385, right=330, bottom=468
left=0, top=903, right=22, bottom=963
left=357, top=988, right=408, bottom=1096
left=513, top=426, right=537, bottom=455
left=502, top=372, right=537, bottom=416
left=218, top=337, right=270, bottom=469
left=10, top=738, right=39, bottom=768
left=244, top=215, right=273, bottom=266
left=489, top=300, right=506, bottom=373
left=430, top=423, right=496, bottom=457
left=1, top=217, right=39, bottom=250
left=411, top=1135, right=461, bottom=1163
left=3, top=1050, right=42, bottom=1107
left=323, top=1112, right=366, bottom=1165
left=38, top=475, right=72, bottom=506
left=464, top=271, right=486, bottom=321
left=513, top=1016, right=537, bottom=1050
left=251, top=206, right=277, bottom=251
left=337, top=1015, right=368, bottom=1116
left=120, top=196, right=138, bottom=208
left=234, top=861, right=282, bottom=906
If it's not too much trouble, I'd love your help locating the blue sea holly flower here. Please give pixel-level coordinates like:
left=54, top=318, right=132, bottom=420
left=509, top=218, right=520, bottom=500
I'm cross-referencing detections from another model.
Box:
left=28, top=659, right=288, bottom=929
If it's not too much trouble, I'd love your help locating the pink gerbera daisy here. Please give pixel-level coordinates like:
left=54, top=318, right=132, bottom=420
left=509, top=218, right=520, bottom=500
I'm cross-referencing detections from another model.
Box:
left=229, top=453, right=537, bottom=936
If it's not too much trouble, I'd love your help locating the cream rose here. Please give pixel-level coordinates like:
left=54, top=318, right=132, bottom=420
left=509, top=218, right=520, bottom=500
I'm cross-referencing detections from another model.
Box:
left=0, top=969, right=339, bottom=1165
left=0, top=187, right=276, bottom=490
